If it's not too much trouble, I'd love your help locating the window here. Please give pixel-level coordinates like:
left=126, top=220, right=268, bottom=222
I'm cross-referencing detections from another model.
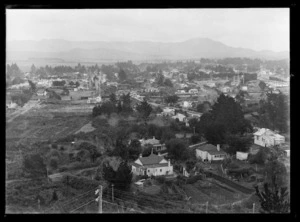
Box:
left=160, top=169, right=162, bottom=172
left=148, top=169, right=150, bottom=172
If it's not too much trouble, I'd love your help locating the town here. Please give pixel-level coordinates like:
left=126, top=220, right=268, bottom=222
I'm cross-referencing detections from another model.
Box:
left=6, top=57, right=290, bottom=213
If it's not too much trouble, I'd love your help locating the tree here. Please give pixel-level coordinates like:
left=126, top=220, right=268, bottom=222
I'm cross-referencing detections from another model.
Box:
left=265, top=159, right=287, bottom=188
left=166, top=139, right=189, bottom=161
left=128, top=139, right=142, bottom=161
left=23, top=153, right=47, bottom=178
left=28, top=80, right=36, bottom=93
left=103, top=159, right=132, bottom=191
left=259, top=81, right=267, bottom=91
left=164, top=78, right=173, bottom=87
left=259, top=92, right=289, bottom=133
left=30, top=64, right=37, bottom=74
left=136, top=98, right=153, bottom=122
left=249, top=149, right=267, bottom=165
left=224, top=134, right=252, bottom=154
left=49, top=158, right=59, bottom=170
left=75, top=81, right=80, bottom=88
left=118, top=69, right=127, bottom=82
left=165, top=95, right=179, bottom=105
left=156, top=73, right=165, bottom=86
left=109, top=93, right=117, bottom=105
left=196, top=101, right=211, bottom=113
left=254, top=181, right=290, bottom=213
left=120, top=93, right=132, bottom=114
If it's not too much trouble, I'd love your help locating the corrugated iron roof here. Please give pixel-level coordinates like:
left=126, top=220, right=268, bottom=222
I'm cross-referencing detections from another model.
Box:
left=137, top=153, right=166, bottom=166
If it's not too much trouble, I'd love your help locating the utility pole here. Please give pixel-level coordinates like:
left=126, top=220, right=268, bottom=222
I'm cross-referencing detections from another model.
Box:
left=112, top=184, right=114, bottom=202
left=252, top=203, right=255, bottom=213
left=95, top=185, right=102, bottom=214
left=206, top=201, right=208, bottom=214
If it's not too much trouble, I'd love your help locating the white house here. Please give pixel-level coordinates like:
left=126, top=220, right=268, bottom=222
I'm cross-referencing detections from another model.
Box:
left=236, top=151, right=249, bottom=161
left=188, top=89, right=198, bottom=94
left=182, top=101, right=193, bottom=108
left=253, top=128, right=285, bottom=147
left=195, top=144, right=227, bottom=163
left=36, top=88, right=48, bottom=97
left=131, top=153, right=173, bottom=177
left=172, top=113, right=187, bottom=122
left=139, top=137, right=166, bottom=152
left=162, top=107, right=175, bottom=116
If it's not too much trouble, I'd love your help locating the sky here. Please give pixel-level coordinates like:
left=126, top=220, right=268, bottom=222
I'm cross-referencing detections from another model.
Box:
left=6, top=8, right=289, bottom=52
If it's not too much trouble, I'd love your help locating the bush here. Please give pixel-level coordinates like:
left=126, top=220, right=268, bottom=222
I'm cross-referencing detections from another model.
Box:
left=49, top=158, right=58, bottom=170
left=186, top=174, right=203, bottom=184
left=156, top=176, right=166, bottom=184
left=227, top=162, right=240, bottom=169
left=61, top=175, right=99, bottom=190
left=249, top=149, right=267, bottom=164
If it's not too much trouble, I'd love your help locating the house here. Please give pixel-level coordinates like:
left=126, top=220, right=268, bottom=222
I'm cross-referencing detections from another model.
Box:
left=87, top=96, right=102, bottom=104
left=186, top=111, right=202, bottom=119
left=176, top=89, right=187, bottom=94
left=6, top=101, right=18, bottom=109
left=188, top=89, right=198, bottom=94
left=236, top=151, right=249, bottom=161
left=172, top=113, right=187, bottom=122
left=162, top=107, right=175, bottom=116
left=131, top=153, right=173, bottom=177
left=195, top=144, right=227, bottom=163
left=182, top=101, right=193, bottom=108
left=139, top=137, right=166, bottom=152
left=253, top=128, right=285, bottom=147
left=36, top=88, right=47, bottom=96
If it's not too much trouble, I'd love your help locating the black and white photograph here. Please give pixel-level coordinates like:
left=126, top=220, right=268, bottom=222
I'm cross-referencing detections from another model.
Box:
left=5, top=7, right=291, bottom=214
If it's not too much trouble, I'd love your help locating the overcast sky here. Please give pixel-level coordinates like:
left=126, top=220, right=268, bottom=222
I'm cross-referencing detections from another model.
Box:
left=6, top=8, right=289, bottom=52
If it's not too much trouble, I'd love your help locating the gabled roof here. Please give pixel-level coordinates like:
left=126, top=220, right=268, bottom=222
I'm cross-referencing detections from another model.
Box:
left=195, top=144, right=227, bottom=155
left=137, top=153, right=165, bottom=166
left=253, top=128, right=284, bottom=138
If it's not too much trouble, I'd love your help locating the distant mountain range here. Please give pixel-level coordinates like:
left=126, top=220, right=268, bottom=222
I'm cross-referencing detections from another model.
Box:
left=6, top=38, right=289, bottom=63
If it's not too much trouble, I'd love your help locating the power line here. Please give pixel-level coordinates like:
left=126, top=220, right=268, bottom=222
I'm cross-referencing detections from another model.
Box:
left=112, top=196, right=163, bottom=213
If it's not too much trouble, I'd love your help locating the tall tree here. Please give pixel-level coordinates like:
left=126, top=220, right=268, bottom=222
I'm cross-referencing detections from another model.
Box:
left=102, top=159, right=132, bottom=191
left=254, top=182, right=290, bottom=213
left=136, top=98, right=153, bottom=122
left=118, top=69, right=127, bottom=82
left=259, top=92, right=289, bottom=133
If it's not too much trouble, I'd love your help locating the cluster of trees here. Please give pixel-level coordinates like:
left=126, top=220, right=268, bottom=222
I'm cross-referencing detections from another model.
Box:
left=102, top=157, right=132, bottom=191
left=92, top=93, right=132, bottom=117
left=165, top=95, right=179, bottom=105
left=6, top=63, right=23, bottom=80
left=135, top=99, right=153, bottom=122
left=52, top=80, right=66, bottom=87
left=156, top=72, right=173, bottom=87
left=258, top=91, right=289, bottom=133
left=11, top=89, right=33, bottom=106
left=196, top=101, right=211, bottom=113
left=194, top=94, right=253, bottom=154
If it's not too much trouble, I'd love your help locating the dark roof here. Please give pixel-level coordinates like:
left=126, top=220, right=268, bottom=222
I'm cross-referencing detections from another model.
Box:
left=132, top=162, right=169, bottom=168
left=195, top=144, right=227, bottom=155
left=138, top=154, right=165, bottom=166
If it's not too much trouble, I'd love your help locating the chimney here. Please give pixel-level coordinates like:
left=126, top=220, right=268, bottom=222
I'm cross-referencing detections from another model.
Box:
left=139, top=153, right=142, bottom=158
left=217, top=144, right=220, bottom=151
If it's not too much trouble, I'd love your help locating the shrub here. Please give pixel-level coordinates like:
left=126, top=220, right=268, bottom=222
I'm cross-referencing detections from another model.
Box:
left=249, top=149, right=267, bottom=164
left=156, top=176, right=166, bottom=184
left=49, top=158, right=58, bottom=170
left=186, top=174, right=203, bottom=184
left=227, top=162, right=240, bottom=169
left=52, top=143, right=58, bottom=149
